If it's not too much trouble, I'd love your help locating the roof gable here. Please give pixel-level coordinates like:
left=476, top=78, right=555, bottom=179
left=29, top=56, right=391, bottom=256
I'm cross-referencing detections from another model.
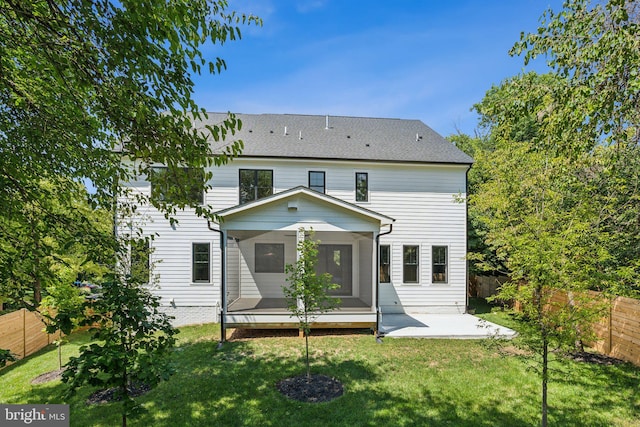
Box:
left=214, top=186, right=395, bottom=227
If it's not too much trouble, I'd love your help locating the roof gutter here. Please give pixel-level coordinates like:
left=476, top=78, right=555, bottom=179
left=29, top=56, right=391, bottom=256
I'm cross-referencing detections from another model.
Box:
left=465, top=165, right=472, bottom=314
left=375, top=223, right=393, bottom=341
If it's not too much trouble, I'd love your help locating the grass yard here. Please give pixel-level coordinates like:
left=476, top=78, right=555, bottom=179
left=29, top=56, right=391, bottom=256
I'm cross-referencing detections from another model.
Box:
left=1, top=314, right=639, bottom=427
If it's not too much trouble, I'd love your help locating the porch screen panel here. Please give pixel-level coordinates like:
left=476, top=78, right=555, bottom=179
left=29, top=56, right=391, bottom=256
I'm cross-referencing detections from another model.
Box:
left=317, top=244, right=352, bottom=296
left=255, top=243, right=285, bottom=273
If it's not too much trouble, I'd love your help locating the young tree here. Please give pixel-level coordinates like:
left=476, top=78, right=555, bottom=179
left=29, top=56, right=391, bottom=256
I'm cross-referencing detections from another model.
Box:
left=40, top=280, right=87, bottom=371
left=471, top=72, right=613, bottom=426
left=283, top=229, right=340, bottom=379
left=62, top=254, right=177, bottom=427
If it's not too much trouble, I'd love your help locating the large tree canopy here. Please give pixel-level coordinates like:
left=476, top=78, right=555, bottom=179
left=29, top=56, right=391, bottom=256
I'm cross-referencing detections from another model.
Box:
left=511, top=0, right=640, bottom=150
left=0, top=1, right=260, bottom=308
left=0, top=0, right=259, bottom=215
left=466, top=2, right=640, bottom=424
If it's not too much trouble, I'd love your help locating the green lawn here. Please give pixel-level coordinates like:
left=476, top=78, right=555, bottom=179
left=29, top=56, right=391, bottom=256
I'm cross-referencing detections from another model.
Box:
left=1, top=314, right=639, bottom=427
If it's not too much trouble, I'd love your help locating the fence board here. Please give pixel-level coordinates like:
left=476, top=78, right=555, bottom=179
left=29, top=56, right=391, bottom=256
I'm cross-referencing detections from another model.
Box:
left=588, top=294, right=640, bottom=366
left=514, top=289, right=640, bottom=367
left=0, top=309, right=59, bottom=366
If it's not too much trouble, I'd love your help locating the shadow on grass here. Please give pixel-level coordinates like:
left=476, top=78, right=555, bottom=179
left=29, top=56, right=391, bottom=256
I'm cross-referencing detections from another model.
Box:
left=126, top=339, right=535, bottom=427
left=11, top=328, right=640, bottom=427
left=545, top=355, right=640, bottom=425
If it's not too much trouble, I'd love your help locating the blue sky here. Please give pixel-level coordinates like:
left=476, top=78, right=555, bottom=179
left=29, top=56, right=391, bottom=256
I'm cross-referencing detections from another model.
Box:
left=193, top=0, right=564, bottom=137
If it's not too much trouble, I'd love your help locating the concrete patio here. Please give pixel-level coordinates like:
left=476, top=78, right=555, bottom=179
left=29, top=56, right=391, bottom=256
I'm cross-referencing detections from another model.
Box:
left=380, top=313, right=517, bottom=339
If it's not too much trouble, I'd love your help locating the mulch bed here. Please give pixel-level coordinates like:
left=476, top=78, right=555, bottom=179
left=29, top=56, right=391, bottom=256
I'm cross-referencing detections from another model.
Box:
left=31, top=368, right=66, bottom=385
left=86, top=382, right=151, bottom=405
left=276, top=374, right=344, bottom=403
left=570, top=351, right=624, bottom=366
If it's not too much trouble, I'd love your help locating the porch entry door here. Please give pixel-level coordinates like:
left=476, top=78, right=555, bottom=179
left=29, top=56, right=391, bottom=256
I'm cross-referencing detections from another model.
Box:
left=316, top=244, right=353, bottom=296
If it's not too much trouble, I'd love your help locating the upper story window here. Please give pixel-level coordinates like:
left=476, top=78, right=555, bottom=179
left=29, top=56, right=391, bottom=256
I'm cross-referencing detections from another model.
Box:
left=356, top=172, right=368, bottom=202
left=432, top=246, right=448, bottom=283
left=239, top=169, right=273, bottom=204
left=150, top=166, right=204, bottom=205
left=308, top=171, right=326, bottom=193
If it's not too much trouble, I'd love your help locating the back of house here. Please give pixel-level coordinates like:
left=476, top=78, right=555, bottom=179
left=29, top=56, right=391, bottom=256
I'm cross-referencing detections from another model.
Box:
left=121, top=113, right=473, bottom=333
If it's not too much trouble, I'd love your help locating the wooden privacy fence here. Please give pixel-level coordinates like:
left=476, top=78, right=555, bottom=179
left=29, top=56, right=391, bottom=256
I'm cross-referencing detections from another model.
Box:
left=548, top=291, right=640, bottom=366
left=0, top=309, right=61, bottom=363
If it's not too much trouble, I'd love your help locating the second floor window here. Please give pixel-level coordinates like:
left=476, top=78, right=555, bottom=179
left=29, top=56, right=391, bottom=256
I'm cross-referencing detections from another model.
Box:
left=356, top=172, right=368, bottom=202
left=309, top=171, right=326, bottom=193
left=240, top=169, right=273, bottom=204
left=150, top=166, right=204, bottom=205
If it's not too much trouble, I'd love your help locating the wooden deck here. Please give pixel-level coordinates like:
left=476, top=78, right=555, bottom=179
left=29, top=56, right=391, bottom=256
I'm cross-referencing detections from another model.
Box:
left=225, top=297, right=376, bottom=330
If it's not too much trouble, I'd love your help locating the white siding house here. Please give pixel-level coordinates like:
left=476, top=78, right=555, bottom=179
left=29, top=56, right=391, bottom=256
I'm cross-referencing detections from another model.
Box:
left=121, top=113, right=473, bottom=337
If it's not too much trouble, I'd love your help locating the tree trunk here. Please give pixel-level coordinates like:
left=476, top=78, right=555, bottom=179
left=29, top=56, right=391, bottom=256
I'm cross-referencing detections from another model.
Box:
left=542, top=334, right=548, bottom=427
left=305, top=330, right=310, bottom=380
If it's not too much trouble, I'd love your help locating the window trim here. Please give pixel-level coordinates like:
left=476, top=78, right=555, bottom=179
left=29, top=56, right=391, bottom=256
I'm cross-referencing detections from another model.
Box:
left=355, top=172, right=368, bottom=202
left=379, top=244, right=391, bottom=283
left=432, top=245, right=448, bottom=284
left=192, top=242, right=211, bottom=284
left=255, top=243, right=285, bottom=273
left=308, top=170, right=326, bottom=194
left=239, top=169, right=274, bottom=204
left=403, top=245, right=419, bottom=284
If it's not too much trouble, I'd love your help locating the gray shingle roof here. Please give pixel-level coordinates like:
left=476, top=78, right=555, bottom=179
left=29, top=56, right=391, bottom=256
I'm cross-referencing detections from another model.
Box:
left=200, top=113, right=473, bottom=165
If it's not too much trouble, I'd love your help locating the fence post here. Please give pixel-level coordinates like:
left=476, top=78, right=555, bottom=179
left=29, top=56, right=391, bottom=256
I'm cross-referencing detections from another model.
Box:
left=22, top=308, right=26, bottom=359
left=607, top=296, right=613, bottom=356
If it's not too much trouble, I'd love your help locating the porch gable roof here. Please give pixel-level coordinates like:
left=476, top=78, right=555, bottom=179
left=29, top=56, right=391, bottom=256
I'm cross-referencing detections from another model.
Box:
left=213, top=186, right=395, bottom=226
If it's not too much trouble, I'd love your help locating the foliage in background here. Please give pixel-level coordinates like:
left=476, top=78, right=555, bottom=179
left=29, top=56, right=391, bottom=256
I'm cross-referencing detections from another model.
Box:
left=283, top=229, right=340, bottom=379
left=0, top=0, right=261, bottom=319
left=0, top=179, right=113, bottom=310
left=0, top=348, right=16, bottom=368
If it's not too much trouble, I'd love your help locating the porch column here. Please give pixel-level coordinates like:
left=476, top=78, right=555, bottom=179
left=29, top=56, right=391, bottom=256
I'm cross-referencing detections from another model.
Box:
left=295, top=227, right=305, bottom=313
left=220, top=231, right=227, bottom=343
